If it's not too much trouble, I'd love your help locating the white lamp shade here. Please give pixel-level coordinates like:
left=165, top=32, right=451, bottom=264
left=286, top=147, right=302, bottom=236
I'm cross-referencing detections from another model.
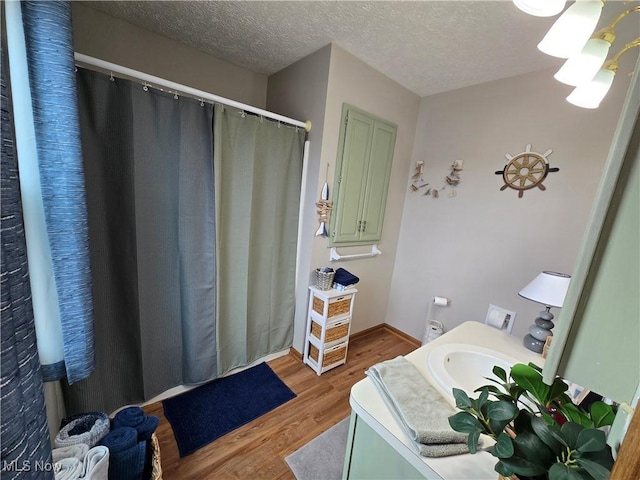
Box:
left=566, top=67, right=615, bottom=109
left=513, top=0, right=567, bottom=17
left=518, top=271, right=571, bottom=308
left=538, top=0, right=604, bottom=58
left=554, top=38, right=611, bottom=86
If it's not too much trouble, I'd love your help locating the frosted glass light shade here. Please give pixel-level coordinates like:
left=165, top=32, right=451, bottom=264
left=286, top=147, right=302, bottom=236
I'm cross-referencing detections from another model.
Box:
left=566, top=68, right=616, bottom=109
left=518, top=271, right=571, bottom=308
left=538, top=0, right=604, bottom=58
left=513, top=0, right=566, bottom=17
left=554, top=38, right=611, bottom=86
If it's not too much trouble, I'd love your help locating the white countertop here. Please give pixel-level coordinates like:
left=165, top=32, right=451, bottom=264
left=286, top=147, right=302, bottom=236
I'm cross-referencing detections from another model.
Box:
left=349, top=321, right=544, bottom=480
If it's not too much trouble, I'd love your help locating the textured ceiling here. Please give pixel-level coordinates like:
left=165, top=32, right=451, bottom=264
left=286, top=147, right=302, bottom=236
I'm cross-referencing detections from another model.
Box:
left=79, top=1, right=639, bottom=98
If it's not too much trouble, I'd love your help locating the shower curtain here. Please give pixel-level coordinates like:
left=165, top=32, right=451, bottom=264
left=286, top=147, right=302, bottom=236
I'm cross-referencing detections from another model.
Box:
left=65, top=69, right=305, bottom=413
left=214, top=106, right=305, bottom=374
left=64, top=68, right=217, bottom=414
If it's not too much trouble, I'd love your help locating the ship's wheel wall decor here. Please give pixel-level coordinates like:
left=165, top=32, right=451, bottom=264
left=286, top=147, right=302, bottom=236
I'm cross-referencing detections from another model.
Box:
left=495, top=144, right=559, bottom=198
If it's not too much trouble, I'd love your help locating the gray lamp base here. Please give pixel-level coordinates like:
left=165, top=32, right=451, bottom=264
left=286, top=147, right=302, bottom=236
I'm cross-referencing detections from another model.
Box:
left=523, top=309, right=554, bottom=353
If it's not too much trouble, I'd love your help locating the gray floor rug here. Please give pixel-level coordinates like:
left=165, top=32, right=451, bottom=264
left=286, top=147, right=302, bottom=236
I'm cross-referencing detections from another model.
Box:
left=285, top=417, right=350, bottom=480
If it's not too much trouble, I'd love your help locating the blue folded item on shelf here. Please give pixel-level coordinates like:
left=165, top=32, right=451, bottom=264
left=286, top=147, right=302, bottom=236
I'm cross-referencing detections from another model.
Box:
left=334, top=268, right=359, bottom=287
left=113, top=406, right=159, bottom=442
left=99, top=427, right=146, bottom=480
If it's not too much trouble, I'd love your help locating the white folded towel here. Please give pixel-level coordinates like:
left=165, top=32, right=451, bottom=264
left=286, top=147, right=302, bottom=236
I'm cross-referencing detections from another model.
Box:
left=52, top=444, right=109, bottom=480
left=366, top=356, right=471, bottom=457
left=54, top=457, right=83, bottom=480
left=52, top=444, right=89, bottom=464
left=83, top=446, right=109, bottom=480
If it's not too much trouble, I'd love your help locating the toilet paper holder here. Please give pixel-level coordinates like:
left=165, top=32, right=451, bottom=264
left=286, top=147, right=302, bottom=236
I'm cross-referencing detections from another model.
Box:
left=485, top=304, right=516, bottom=334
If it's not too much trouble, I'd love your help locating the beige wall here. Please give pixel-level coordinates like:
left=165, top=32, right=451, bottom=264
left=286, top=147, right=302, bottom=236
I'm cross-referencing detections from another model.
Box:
left=268, top=44, right=421, bottom=351
left=71, top=3, right=267, bottom=107
left=266, top=46, right=332, bottom=352
left=316, top=45, right=421, bottom=340
left=385, top=65, right=632, bottom=343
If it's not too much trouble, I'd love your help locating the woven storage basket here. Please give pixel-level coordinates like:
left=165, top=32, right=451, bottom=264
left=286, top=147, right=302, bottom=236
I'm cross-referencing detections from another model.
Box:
left=311, top=320, right=349, bottom=343
left=315, top=269, right=335, bottom=290
left=309, top=343, right=347, bottom=367
left=150, top=433, right=162, bottom=480
left=312, top=295, right=351, bottom=318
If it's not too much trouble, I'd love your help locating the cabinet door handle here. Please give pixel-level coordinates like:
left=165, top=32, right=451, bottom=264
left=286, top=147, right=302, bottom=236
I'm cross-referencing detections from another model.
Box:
left=362, top=220, right=366, bottom=232
left=357, top=220, right=362, bottom=232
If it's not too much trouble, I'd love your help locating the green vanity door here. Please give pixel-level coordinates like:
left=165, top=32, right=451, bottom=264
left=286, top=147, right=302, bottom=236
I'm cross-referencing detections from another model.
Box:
left=331, top=105, right=397, bottom=246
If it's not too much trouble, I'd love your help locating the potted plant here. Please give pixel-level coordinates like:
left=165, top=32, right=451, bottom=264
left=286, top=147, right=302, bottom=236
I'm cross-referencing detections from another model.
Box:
left=448, top=362, right=617, bottom=480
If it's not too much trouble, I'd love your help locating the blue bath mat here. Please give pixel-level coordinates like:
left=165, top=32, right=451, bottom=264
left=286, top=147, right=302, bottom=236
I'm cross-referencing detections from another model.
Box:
left=162, top=362, right=296, bottom=457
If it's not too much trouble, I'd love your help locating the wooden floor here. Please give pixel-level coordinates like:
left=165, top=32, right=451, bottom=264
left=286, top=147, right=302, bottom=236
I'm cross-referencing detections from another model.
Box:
left=143, top=327, right=417, bottom=479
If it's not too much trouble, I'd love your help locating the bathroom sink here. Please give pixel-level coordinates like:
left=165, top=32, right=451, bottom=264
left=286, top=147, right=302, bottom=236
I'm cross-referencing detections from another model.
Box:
left=427, top=343, right=521, bottom=396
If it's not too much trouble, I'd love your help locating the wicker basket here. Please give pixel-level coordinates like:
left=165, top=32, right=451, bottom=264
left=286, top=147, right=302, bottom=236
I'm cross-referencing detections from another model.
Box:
left=309, top=342, right=347, bottom=367
left=315, top=269, right=335, bottom=290
left=311, top=320, right=349, bottom=343
left=312, top=295, right=352, bottom=319
left=150, top=433, right=162, bottom=480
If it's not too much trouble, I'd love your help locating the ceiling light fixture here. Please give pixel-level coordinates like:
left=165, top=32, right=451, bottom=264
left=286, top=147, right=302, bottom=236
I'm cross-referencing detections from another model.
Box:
left=513, top=0, right=567, bottom=17
left=554, top=6, right=640, bottom=86
left=537, top=0, right=605, bottom=58
left=566, top=37, right=640, bottom=109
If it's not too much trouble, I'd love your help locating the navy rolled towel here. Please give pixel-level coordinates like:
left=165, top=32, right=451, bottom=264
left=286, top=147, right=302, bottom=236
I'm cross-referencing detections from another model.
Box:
left=113, top=407, right=159, bottom=442
left=99, top=427, right=146, bottom=480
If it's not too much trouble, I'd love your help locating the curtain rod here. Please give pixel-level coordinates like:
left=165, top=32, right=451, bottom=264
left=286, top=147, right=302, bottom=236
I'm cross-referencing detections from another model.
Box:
left=74, top=53, right=312, bottom=132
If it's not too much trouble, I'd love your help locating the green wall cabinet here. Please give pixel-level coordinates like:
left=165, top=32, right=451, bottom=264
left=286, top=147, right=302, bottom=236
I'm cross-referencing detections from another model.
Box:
left=330, top=104, right=397, bottom=246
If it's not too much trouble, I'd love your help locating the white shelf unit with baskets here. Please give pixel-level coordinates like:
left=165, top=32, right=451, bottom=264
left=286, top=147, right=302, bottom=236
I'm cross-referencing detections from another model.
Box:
left=304, top=286, right=358, bottom=375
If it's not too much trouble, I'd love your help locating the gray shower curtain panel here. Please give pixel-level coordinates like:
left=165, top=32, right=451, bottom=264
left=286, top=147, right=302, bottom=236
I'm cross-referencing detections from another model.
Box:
left=64, top=69, right=217, bottom=414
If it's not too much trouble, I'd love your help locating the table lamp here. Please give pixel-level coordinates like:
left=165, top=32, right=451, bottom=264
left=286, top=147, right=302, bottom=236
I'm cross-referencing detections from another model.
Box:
left=519, top=271, right=571, bottom=353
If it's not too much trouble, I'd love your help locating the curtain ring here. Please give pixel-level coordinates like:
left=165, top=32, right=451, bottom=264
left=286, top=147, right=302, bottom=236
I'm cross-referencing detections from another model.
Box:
left=142, top=82, right=149, bottom=92
left=109, top=72, right=115, bottom=82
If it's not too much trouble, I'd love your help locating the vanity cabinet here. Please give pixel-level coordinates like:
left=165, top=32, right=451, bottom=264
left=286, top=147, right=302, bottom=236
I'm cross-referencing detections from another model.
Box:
left=303, top=286, right=357, bottom=375
left=344, top=322, right=543, bottom=480
left=343, top=413, right=423, bottom=480
left=330, top=104, right=397, bottom=246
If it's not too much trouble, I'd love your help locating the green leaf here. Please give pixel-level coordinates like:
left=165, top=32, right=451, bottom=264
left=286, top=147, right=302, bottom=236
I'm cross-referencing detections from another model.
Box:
left=448, top=412, right=484, bottom=434
left=513, top=429, right=556, bottom=467
left=549, top=463, right=583, bottom=480
left=576, top=457, right=612, bottom=480
left=475, top=384, right=504, bottom=397
left=548, top=377, right=570, bottom=403
left=560, top=422, right=584, bottom=449
left=495, top=460, right=515, bottom=478
left=467, top=429, right=481, bottom=454
left=559, top=403, right=593, bottom=428
left=492, top=365, right=508, bottom=382
left=475, top=387, right=490, bottom=410
left=530, top=415, right=567, bottom=453
left=590, top=402, right=616, bottom=428
left=488, top=418, right=513, bottom=438
left=499, top=456, right=548, bottom=477
left=492, top=432, right=514, bottom=459
left=576, top=429, right=606, bottom=453
left=578, top=446, right=614, bottom=471
left=511, top=363, right=549, bottom=404
left=486, top=400, right=519, bottom=421
left=452, top=388, right=473, bottom=410
left=527, top=362, right=543, bottom=373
